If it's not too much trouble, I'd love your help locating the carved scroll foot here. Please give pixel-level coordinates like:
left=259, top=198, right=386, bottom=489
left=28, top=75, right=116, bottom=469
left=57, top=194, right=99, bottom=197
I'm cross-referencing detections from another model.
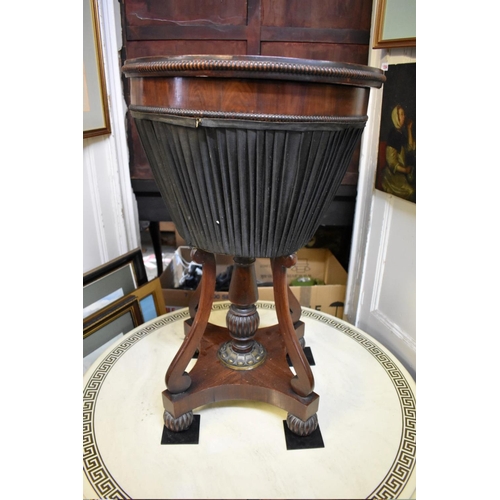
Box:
left=286, top=412, right=319, bottom=436
left=163, top=410, right=194, bottom=432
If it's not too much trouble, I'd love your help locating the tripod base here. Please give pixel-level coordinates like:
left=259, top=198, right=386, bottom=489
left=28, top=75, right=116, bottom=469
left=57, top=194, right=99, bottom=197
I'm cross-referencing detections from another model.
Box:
left=162, top=320, right=319, bottom=433
left=163, top=251, right=319, bottom=436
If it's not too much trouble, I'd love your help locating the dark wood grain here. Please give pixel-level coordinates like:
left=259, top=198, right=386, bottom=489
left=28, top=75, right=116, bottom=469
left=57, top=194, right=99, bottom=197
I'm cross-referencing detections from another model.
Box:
left=261, top=0, right=371, bottom=29
left=124, top=0, right=248, bottom=28
left=162, top=320, right=320, bottom=421
left=272, top=255, right=315, bottom=397
left=129, top=77, right=370, bottom=117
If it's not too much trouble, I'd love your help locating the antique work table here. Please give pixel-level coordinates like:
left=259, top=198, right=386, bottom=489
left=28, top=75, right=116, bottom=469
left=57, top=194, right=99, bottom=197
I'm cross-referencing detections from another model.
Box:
left=83, top=305, right=416, bottom=499
left=122, top=55, right=385, bottom=436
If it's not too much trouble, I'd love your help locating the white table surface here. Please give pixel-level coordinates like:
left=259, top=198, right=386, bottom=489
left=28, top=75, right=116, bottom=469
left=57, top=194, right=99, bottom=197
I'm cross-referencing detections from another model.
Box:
left=83, top=301, right=416, bottom=499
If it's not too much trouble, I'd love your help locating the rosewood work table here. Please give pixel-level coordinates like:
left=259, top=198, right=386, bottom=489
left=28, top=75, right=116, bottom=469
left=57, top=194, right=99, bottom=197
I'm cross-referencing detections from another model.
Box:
left=122, top=55, right=384, bottom=436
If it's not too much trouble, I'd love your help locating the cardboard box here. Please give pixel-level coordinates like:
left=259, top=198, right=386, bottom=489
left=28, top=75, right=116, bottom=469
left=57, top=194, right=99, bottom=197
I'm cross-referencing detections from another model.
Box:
left=160, top=247, right=347, bottom=318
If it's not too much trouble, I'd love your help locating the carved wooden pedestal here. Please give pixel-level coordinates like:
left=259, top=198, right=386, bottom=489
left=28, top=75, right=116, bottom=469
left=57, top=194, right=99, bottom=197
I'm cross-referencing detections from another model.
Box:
left=122, top=55, right=384, bottom=436
left=163, top=250, right=318, bottom=436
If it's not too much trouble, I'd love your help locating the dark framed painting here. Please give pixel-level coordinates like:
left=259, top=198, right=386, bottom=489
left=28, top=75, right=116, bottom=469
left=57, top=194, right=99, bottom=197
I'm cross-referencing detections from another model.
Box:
left=373, top=0, right=416, bottom=49
left=375, top=63, right=416, bottom=203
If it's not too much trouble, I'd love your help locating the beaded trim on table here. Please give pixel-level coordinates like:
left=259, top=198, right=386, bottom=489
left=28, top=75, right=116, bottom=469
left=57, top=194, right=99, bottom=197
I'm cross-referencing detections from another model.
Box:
left=130, top=105, right=369, bottom=124
left=122, top=58, right=385, bottom=87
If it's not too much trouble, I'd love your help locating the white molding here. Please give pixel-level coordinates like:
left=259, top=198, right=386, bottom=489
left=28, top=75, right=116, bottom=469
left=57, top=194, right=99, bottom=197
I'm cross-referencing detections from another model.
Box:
left=83, top=140, right=108, bottom=263
left=99, top=0, right=139, bottom=251
left=371, top=309, right=417, bottom=352
left=344, top=50, right=383, bottom=324
left=368, top=197, right=416, bottom=353
left=370, top=196, right=393, bottom=313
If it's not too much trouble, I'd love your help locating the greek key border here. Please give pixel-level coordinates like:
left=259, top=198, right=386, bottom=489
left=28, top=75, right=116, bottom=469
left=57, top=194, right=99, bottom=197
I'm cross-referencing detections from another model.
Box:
left=83, top=311, right=190, bottom=499
left=83, top=304, right=415, bottom=499
left=299, top=308, right=416, bottom=499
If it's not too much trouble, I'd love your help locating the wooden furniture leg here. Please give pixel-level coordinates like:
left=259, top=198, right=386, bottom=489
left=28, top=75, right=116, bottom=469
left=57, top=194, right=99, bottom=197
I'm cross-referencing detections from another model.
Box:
left=162, top=253, right=319, bottom=436
left=163, top=249, right=216, bottom=430
left=288, top=283, right=305, bottom=349
left=272, top=254, right=319, bottom=435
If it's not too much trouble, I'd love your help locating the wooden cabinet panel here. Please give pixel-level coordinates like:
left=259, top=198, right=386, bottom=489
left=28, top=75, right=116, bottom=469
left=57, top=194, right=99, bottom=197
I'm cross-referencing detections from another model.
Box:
left=261, top=0, right=371, bottom=29
left=126, top=40, right=247, bottom=59
left=124, top=0, right=248, bottom=28
left=261, top=42, right=369, bottom=65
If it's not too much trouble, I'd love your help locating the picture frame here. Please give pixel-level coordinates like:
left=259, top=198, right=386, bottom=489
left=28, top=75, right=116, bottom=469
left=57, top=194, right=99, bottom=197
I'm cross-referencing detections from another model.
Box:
left=373, top=0, right=416, bottom=49
left=84, top=294, right=143, bottom=341
left=83, top=248, right=148, bottom=319
left=83, top=0, right=111, bottom=138
left=375, top=63, right=416, bottom=203
left=83, top=278, right=166, bottom=370
left=130, top=277, right=167, bottom=323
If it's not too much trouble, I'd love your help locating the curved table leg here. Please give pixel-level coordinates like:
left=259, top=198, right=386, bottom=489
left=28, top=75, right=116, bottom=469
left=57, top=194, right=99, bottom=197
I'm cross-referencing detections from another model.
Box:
left=272, top=255, right=319, bottom=435
left=165, top=249, right=216, bottom=394
left=271, top=255, right=315, bottom=398
left=287, top=284, right=302, bottom=324
left=287, top=284, right=305, bottom=349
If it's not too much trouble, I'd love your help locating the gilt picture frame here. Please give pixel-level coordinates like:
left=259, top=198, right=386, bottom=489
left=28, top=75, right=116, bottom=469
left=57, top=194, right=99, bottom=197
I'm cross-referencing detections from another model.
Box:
left=83, top=295, right=143, bottom=360
left=130, top=278, right=167, bottom=322
left=373, top=0, right=416, bottom=49
left=83, top=0, right=111, bottom=138
left=83, top=248, right=148, bottom=319
left=83, top=278, right=166, bottom=368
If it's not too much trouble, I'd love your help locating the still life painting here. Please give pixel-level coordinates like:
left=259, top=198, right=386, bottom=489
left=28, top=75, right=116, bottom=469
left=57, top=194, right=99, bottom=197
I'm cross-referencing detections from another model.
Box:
left=375, top=63, right=416, bottom=203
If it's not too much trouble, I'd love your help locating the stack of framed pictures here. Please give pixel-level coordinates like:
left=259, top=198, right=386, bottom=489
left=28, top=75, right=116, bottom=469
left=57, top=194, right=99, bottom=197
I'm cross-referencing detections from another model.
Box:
left=83, top=249, right=166, bottom=373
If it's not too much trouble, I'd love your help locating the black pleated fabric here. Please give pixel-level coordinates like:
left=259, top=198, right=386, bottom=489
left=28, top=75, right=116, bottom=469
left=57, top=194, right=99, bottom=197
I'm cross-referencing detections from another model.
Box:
left=134, top=117, right=365, bottom=258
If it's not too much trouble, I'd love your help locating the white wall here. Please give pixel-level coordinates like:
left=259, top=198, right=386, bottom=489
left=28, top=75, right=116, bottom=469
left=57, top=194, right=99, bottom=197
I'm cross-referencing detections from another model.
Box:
left=345, top=39, right=416, bottom=379
left=356, top=191, right=416, bottom=376
left=83, top=0, right=139, bottom=273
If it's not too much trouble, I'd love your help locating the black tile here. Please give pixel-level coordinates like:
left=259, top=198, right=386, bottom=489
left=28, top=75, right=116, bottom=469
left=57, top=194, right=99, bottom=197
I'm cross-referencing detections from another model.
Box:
left=161, top=414, right=200, bottom=445
left=283, top=420, right=325, bottom=450
left=287, top=346, right=315, bottom=366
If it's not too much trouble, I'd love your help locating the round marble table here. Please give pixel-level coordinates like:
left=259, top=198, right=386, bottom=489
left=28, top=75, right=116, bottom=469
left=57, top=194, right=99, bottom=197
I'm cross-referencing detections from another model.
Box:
left=83, top=302, right=416, bottom=499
